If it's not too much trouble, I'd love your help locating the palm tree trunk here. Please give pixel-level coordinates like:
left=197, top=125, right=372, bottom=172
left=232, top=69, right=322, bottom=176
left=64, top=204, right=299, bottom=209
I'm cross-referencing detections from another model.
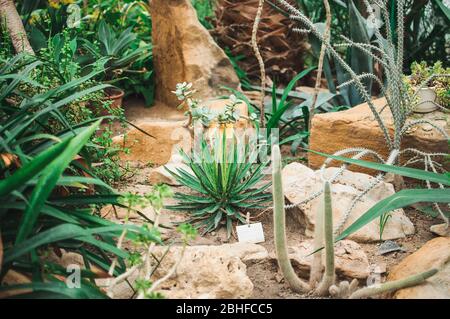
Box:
left=0, top=0, right=34, bottom=55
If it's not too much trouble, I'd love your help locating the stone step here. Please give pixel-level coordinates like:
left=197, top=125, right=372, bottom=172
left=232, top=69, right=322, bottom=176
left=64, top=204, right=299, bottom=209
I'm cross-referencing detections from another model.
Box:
left=112, top=98, right=189, bottom=166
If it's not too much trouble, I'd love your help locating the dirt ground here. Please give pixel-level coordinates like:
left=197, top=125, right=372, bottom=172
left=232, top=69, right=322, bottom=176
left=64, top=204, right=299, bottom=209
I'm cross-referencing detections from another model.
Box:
left=115, top=160, right=441, bottom=299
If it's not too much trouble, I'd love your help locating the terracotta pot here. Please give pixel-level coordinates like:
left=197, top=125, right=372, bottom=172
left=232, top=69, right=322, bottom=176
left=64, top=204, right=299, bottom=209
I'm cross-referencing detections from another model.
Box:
left=104, top=87, right=125, bottom=110
left=414, top=87, right=438, bottom=113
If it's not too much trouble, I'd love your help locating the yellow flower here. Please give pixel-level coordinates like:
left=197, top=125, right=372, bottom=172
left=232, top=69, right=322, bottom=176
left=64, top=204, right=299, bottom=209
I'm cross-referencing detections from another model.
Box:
left=29, top=12, right=40, bottom=25
left=48, top=0, right=61, bottom=9
left=61, top=0, right=75, bottom=4
left=90, top=8, right=100, bottom=21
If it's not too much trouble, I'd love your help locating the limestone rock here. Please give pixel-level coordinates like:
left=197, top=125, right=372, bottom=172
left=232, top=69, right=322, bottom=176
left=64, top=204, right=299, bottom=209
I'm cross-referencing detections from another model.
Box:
left=282, top=162, right=415, bottom=242
left=150, top=244, right=255, bottom=299
left=113, top=120, right=191, bottom=165
left=148, top=153, right=193, bottom=186
left=271, top=240, right=370, bottom=279
left=430, top=223, right=450, bottom=237
left=388, top=237, right=450, bottom=299
left=151, top=0, right=240, bottom=108
left=308, top=98, right=449, bottom=175
left=220, top=242, right=269, bottom=263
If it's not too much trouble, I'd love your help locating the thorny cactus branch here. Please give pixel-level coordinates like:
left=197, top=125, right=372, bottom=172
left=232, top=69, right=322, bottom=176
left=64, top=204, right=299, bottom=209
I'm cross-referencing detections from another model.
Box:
left=349, top=268, right=438, bottom=299
left=424, top=157, right=449, bottom=226
left=252, top=0, right=266, bottom=128
left=276, top=0, right=393, bottom=149
left=284, top=147, right=387, bottom=211
left=272, top=144, right=310, bottom=293
left=401, top=119, right=450, bottom=138
left=334, top=172, right=386, bottom=236
left=308, top=0, right=331, bottom=131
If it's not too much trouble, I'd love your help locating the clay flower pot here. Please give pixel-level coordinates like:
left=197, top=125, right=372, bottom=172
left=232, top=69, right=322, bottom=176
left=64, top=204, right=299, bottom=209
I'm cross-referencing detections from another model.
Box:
left=414, top=87, right=438, bottom=113
left=104, top=87, right=125, bottom=110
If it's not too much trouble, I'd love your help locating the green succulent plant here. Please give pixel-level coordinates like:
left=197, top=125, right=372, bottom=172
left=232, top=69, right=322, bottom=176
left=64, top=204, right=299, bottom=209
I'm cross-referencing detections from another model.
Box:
left=166, top=134, right=271, bottom=238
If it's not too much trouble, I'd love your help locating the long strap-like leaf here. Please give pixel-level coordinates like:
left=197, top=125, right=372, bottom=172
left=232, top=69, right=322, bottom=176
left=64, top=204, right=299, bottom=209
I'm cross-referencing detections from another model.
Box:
left=15, top=120, right=101, bottom=244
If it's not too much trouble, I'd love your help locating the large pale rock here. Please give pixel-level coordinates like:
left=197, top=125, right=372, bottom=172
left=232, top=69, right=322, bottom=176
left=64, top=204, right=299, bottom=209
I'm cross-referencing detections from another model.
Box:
left=113, top=120, right=191, bottom=165
left=148, top=153, right=193, bottom=186
left=388, top=237, right=450, bottom=299
left=149, top=244, right=257, bottom=299
left=309, top=98, right=449, bottom=175
left=282, top=162, right=415, bottom=242
left=151, top=0, right=240, bottom=108
left=270, top=240, right=370, bottom=279
left=96, top=243, right=265, bottom=299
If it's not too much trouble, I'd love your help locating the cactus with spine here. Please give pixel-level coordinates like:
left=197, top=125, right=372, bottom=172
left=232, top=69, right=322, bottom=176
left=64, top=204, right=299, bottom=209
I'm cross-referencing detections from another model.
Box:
left=271, top=144, right=438, bottom=298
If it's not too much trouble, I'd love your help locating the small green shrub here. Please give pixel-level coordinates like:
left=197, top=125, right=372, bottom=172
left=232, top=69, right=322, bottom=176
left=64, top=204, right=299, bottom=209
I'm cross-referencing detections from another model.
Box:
left=166, top=135, right=271, bottom=237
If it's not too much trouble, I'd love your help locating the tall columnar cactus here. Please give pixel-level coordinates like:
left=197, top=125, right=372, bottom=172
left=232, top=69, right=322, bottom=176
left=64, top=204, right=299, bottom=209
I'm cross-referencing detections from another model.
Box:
left=309, top=189, right=325, bottom=288
left=272, top=144, right=310, bottom=293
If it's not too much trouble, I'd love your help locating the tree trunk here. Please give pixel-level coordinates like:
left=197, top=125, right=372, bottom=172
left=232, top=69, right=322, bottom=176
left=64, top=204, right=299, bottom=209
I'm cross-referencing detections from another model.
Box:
left=0, top=0, right=34, bottom=55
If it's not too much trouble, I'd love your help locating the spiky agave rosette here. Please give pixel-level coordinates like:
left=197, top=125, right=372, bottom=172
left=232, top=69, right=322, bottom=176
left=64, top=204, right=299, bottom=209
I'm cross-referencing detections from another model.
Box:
left=166, top=134, right=271, bottom=238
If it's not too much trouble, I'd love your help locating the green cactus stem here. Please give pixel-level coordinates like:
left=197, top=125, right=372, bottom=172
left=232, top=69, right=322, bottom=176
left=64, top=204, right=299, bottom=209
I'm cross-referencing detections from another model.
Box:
left=349, top=268, right=438, bottom=299
left=314, top=181, right=336, bottom=296
left=272, top=144, right=310, bottom=293
left=309, top=189, right=324, bottom=288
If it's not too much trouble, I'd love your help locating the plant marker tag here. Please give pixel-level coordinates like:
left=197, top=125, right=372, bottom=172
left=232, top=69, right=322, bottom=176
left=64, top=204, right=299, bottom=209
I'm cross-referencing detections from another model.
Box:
left=236, top=223, right=265, bottom=244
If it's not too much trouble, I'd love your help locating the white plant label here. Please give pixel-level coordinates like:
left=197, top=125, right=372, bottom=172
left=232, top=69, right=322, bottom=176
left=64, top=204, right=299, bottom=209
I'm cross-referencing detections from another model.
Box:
left=236, top=223, right=265, bottom=244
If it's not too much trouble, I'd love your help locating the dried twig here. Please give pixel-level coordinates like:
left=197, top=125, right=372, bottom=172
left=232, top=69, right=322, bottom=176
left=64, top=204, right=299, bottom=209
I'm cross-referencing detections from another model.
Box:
left=251, top=0, right=266, bottom=127
left=308, top=0, right=331, bottom=131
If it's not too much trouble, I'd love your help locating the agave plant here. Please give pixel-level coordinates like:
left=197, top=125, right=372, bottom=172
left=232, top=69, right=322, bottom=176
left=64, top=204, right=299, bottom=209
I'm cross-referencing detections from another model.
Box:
left=166, top=134, right=271, bottom=237
left=0, top=54, right=160, bottom=298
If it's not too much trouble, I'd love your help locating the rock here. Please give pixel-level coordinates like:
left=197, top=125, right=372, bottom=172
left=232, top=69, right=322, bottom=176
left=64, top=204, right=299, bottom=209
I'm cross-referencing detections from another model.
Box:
left=309, top=98, right=449, bottom=175
left=99, top=243, right=266, bottom=299
left=220, top=242, right=269, bottom=263
left=0, top=270, right=32, bottom=298
left=282, top=162, right=415, bottom=242
left=149, top=165, right=179, bottom=185
left=151, top=0, right=240, bottom=108
left=371, top=262, right=387, bottom=274
left=150, top=244, right=255, bottom=299
left=270, top=240, right=370, bottom=279
left=430, top=223, right=450, bottom=237
left=148, top=153, right=193, bottom=186
left=113, top=120, right=191, bottom=165
left=96, top=272, right=138, bottom=299
left=46, top=250, right=110, bottom=279
left=388, top=237, right=450, bottom=299
left=378, top=240, right=406, bottom=255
